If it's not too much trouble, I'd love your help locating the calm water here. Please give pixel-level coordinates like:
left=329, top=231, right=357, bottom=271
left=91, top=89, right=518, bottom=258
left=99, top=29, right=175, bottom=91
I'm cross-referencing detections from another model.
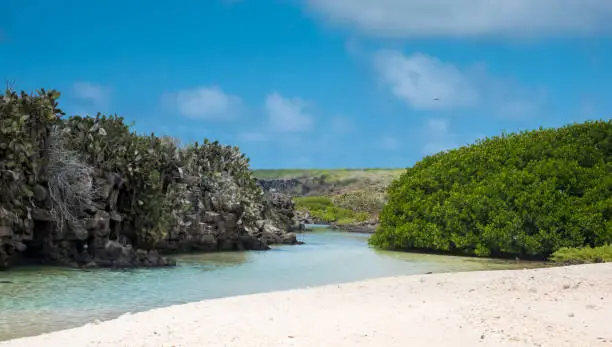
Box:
left=0, top=228, right=543, bottom=341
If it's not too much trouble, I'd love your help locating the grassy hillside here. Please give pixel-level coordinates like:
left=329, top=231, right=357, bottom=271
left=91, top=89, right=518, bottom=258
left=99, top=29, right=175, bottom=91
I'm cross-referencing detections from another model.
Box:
left=253, top=168, right=404, bottom=180
left=254, top=169, right=404, bottom=228
left=253, top=168, right=404, bottom=193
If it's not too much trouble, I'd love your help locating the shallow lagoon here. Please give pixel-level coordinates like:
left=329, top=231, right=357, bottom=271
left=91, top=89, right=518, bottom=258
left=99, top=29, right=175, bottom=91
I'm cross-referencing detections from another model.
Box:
left=0, top=228, right=543, bottom=341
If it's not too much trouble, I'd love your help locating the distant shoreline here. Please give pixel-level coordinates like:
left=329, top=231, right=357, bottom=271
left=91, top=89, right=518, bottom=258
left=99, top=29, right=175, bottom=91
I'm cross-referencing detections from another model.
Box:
left=2, top=263, right=610, bottom=347
left=302, top=223, right=376, bottom=233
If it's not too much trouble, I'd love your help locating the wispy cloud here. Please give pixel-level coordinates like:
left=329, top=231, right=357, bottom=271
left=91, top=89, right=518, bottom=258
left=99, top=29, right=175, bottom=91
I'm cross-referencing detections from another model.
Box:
left=374, top=51, right=479, bottom=110
left=72, top=82, right=110, bottom=107
left=265, top=92, right=314, bottom=132
left=373, top=50, right=546, bottom=118
left=307, top=0, right=612, bottom=38
left=168, top=86, right=243, bottom=120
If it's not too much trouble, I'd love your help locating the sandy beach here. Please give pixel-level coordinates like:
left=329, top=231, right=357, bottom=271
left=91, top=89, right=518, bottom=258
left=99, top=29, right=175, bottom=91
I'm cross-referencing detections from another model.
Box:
left=2, top=263, right=611, bottom=347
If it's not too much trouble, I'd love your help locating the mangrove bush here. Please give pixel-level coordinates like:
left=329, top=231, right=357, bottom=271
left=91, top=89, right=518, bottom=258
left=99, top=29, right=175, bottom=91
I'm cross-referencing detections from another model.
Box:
left=370, top=120, right=612, bottom=259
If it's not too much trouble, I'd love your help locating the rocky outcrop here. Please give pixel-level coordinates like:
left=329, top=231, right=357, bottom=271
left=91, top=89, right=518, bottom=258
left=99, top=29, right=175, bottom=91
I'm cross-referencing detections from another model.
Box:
left=0, top=90, right=302, bottom=271
left=257, top=176, right=335, bottom=197
left=250, top=219, right=300, bottom=245
left=158, top=210, right=271, bottom=254
left=1, top=172, right=302, bottom=270
left=258, top=179, right=303, bottom=195
left=295, top=210, right=315, bottom=225
left=156, top=176, right=301, bottom=255
left=262, top=192, right=302, bottom=232
left=0, top=171, right=176, bottom=269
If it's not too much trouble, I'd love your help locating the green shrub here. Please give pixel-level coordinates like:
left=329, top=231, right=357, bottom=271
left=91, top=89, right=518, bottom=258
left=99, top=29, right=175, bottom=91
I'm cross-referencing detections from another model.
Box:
left=331, top=190, right=385, bottom=215
left=294, top=196, right=334, bottom=209
left=370, top=120, right=612, bottom=259
left=295, top=196, right=370, bottom=224
left=550, top=245, right=612, bottom=264
left=0, top=89, right=63, bottom=235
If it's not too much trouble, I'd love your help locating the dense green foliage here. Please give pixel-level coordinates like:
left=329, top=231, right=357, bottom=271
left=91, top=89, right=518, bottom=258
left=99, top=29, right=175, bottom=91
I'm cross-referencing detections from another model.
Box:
left=0, top=89, right=63, bottom=235
left=550, top=245, right=612, bottom=264
left=0, top=89, right=264, bottom=252
left=370, top=120, right=612, bottom=259
left=294, top=196, right=369, bottom=225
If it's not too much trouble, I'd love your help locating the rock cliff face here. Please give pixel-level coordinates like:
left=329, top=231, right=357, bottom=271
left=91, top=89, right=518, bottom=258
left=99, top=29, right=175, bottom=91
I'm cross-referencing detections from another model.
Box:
left=256, top=177, right=335, bottom=197
left=157, top=181, right=301, bottom=255
left=262, top=191, right=302, bottom=232
left=1, top=171, right=172, bottom=269
left=1, top=171, right=301, bottom=270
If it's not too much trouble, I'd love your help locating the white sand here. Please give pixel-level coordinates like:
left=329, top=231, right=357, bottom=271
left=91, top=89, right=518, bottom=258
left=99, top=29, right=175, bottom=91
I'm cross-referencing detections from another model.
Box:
left=2, top=263, right=611, bottom=347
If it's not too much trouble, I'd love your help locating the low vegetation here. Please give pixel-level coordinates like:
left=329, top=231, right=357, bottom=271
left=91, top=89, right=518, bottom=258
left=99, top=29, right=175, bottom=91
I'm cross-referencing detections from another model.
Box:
left=253, top=168, right=403, bottom=194
left=256, top=169, right=402, bottom=227
left=550, top=245, right=612, bottom=264
left=294, top=196, right=369, bottom=225
left=370, top=120, right=612, bottom=260
left=331, top=190, right=386, bottom=216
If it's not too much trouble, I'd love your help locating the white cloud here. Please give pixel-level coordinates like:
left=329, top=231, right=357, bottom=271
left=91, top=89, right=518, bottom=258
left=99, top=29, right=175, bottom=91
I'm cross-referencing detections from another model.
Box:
left=173, top=86, right=242, bottom=120
left=422, top=118, right=457, bottom=155
left=307, top=0, right=612, bottom=37
left=265, top=92, right=314, bottom=132
left=374, top=50, right=546, bottom=116
left=72, top=82, right=110, bottom=106
left=374, top=51, right=478, bottom=110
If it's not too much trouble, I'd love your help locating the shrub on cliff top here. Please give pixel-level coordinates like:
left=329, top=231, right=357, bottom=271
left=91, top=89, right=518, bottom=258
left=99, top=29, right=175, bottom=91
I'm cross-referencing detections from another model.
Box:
left=1, top=88, right=267, bottom=252
left=0, top=89, right=63, bottom=234
left=60, top=115, right=264, bottom=248
left=370, top=120, right=612, bottom=259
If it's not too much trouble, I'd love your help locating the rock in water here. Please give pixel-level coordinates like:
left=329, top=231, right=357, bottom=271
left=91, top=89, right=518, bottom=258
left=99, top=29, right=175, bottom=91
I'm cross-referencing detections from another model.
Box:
left=281, top=232, right=298, bottom=245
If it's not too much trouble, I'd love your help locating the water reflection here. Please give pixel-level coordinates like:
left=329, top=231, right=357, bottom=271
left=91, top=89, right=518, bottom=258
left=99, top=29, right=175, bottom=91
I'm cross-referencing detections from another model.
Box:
left=0, top=229, right=545, bottom=341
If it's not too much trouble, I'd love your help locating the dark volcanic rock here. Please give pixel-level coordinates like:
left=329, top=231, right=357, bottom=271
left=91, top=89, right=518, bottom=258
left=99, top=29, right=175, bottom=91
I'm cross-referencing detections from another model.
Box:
left=83, top=241, right=175, bottom=268
left=3, top=166, right=303, bottom=270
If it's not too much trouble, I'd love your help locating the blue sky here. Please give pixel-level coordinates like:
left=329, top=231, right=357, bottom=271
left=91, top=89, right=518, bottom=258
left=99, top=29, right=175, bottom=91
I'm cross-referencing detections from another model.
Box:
left=1, top=0, right=611, bottom=169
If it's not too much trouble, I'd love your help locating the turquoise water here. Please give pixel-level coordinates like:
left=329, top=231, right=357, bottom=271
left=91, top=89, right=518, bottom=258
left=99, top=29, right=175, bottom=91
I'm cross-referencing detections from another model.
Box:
left=0, top=228, right=542, bottom=341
